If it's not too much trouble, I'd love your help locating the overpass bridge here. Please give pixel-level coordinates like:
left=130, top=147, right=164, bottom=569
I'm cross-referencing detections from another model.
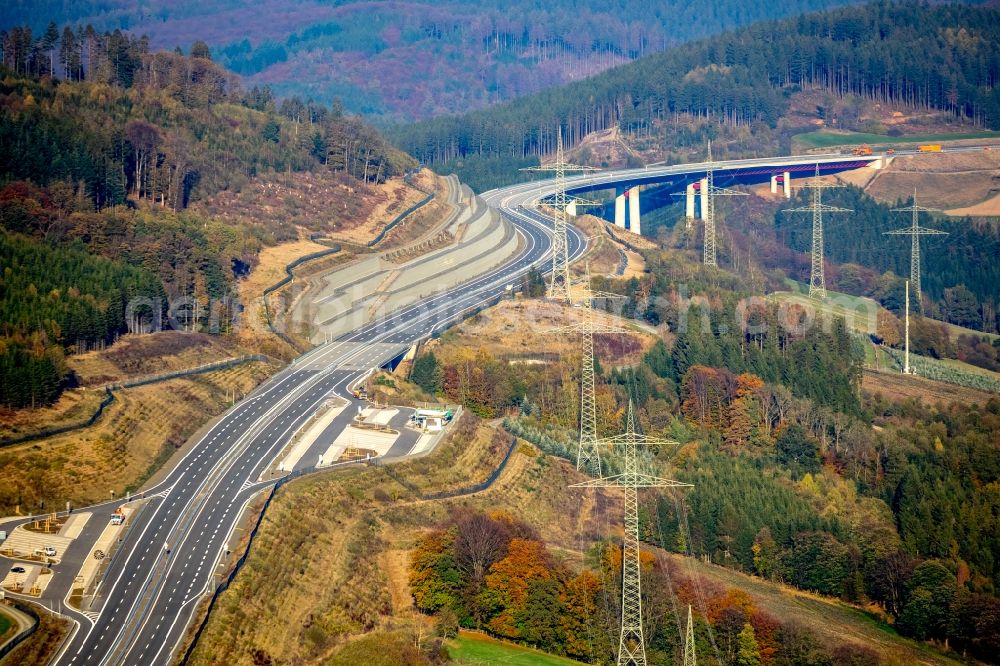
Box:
left=551, top=151, right=888, bottom=234
left=533, top=144, right=991, bottom=235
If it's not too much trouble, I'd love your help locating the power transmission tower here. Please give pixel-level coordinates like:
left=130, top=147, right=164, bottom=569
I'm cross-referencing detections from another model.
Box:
left=547, top=269, right=626, bottom=476
left=698, top=140, right=746, bottom=267
left=521, top=128, right=597, bottom=301
left=785, top=165, right=851, bottom=299
left=884, top=189, right=947, bottom=312
left=683, top=604, right=697, bottom=666
left=571, top=401, right=692, bottom=666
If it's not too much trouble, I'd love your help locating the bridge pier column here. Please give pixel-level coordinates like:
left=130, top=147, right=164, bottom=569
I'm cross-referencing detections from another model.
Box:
left=566, top=200, right=577, bottom=216
left=614, top=189, right=627, bottom=228
left=783, top=171, right=791, bottom=199
left=685, top=183, right=695, bottom=228
left=770, top=174, right=778, bottom=194
left=628, top=186, right=640, bottom=235
left=699, top=177, right=709, bottom=221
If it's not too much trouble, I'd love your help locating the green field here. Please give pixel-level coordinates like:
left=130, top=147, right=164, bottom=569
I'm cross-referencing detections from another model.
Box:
left=448, top=633, right=587, bottom=665
left=935, top=355, right=1000, bottom=380
left=770, top=284, right=881, bottom=336
left=0, top=610, right=14, bottom=638
left=793, top=129, right=1000, bottom=149
left=880, top=347, right=1000, bottom=393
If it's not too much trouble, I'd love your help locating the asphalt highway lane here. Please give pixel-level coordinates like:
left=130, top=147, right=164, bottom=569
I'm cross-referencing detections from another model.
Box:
left=31, top=147, right=937, bottom=664
left=45, top=180, right=582, bottom=666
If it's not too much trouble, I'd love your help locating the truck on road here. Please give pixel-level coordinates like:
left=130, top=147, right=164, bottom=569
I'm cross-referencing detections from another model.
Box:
left=918, top=144, right=942, bottom=152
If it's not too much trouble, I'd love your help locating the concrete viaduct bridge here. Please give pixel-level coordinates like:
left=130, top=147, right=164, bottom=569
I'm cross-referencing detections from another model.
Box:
left=552, top=152, right=889, bottom=235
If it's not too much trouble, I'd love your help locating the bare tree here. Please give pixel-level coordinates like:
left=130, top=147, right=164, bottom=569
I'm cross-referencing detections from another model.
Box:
left=454, top=511, right=509, bottom=584
left=125, top=120, right=161, bottom=199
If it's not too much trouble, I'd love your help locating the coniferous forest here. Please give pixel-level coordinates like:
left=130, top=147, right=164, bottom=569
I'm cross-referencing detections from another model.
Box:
left=392, top=2, right=1000, bottom=189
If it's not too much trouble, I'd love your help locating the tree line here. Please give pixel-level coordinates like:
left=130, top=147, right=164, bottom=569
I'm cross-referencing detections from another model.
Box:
left=410, top=507, right=887, bottom=664
left=654, top=394, right=1000, bottom=661
left=642, top=183, right=998, bottom=363
left=411, top=239, right=1000, bottom=661
left=0, top=23, right=412, bottom=213
left=391, top=1, right=1000, bottom=189
left=773, top=186, right=1000, bottom=333
left=3, top=0, right=885, bottom=122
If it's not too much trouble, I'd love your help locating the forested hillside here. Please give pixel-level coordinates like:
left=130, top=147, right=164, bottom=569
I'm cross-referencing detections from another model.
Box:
left=393, top=1, right=1000, bottom=189
left=1, top=0, right=876, bottom=121
left=413, top=255, right=1000, bottom=661
left=685, top=184, right=1000, bottom=337
left=0, top=232, right=164, bottom=407
left=626, top=244, right=1000, bottom=660
left=0, top=25, right=411, bottom=407
left=636, top=182, right=999, bottom=365
left=774, top=187, right=1000, bottom=332
left=0, top=26, right=410, bottom=206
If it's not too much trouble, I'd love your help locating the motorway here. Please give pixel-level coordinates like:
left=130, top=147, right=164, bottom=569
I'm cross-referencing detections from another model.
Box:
left=0, top=179, right=583, bottom=666
left=543, top=145, right=993, bottom=199
left=6, top=146, right=980, bottom=664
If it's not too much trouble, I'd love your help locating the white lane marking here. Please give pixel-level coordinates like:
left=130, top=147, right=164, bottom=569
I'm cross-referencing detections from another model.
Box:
left=98, top=205, right=558, bottom=664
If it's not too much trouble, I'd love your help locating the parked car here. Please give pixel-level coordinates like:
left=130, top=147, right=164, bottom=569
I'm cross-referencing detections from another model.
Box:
left=10, top=566, right=25, bottom=573
left=44, top=546, right=57, bottom=557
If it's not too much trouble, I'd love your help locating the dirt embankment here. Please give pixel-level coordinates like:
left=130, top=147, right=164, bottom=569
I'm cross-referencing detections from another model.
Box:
left=862, top=368, right=996, bottom=406
left=568, top=214, right=649, bottom=279
left=67, top=332, right=248, bottom=387
left=564, top=126, right=645, bottom=169
left=236, top=169, right=453, bottom=350
left=945, top=192, right=1000, bottom=216
left=0, top=332, right=280, bottom=516
left=238, top=239, right=331, bottom=308
left=193, top=169, right=430, bottom=241
left=866, top=151, right=999, bottom=211
left=429, top=299, right=657, bottom=368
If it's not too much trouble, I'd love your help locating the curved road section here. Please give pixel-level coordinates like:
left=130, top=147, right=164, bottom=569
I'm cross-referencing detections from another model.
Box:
left=16, top=147, right=977, bottom=664
left=9, top=182, right=580, bottom=666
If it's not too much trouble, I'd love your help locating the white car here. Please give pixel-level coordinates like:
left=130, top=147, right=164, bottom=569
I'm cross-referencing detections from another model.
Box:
left=43, top=546, right=57, bottom=557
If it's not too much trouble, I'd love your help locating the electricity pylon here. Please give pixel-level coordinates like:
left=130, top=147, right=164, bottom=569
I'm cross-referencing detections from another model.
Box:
left=683, top=605, right=697, bottom=666
left=522, top=128, right=597, bottom=301
left=884, top=189, right=947, bottom=312
left=547, top=270, right=626, bottom=476
left=571, top=401, right=692, bottom=665
left=696, top=140, right=747, bottom=267
left=785, top=165, right=851, bottom=299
